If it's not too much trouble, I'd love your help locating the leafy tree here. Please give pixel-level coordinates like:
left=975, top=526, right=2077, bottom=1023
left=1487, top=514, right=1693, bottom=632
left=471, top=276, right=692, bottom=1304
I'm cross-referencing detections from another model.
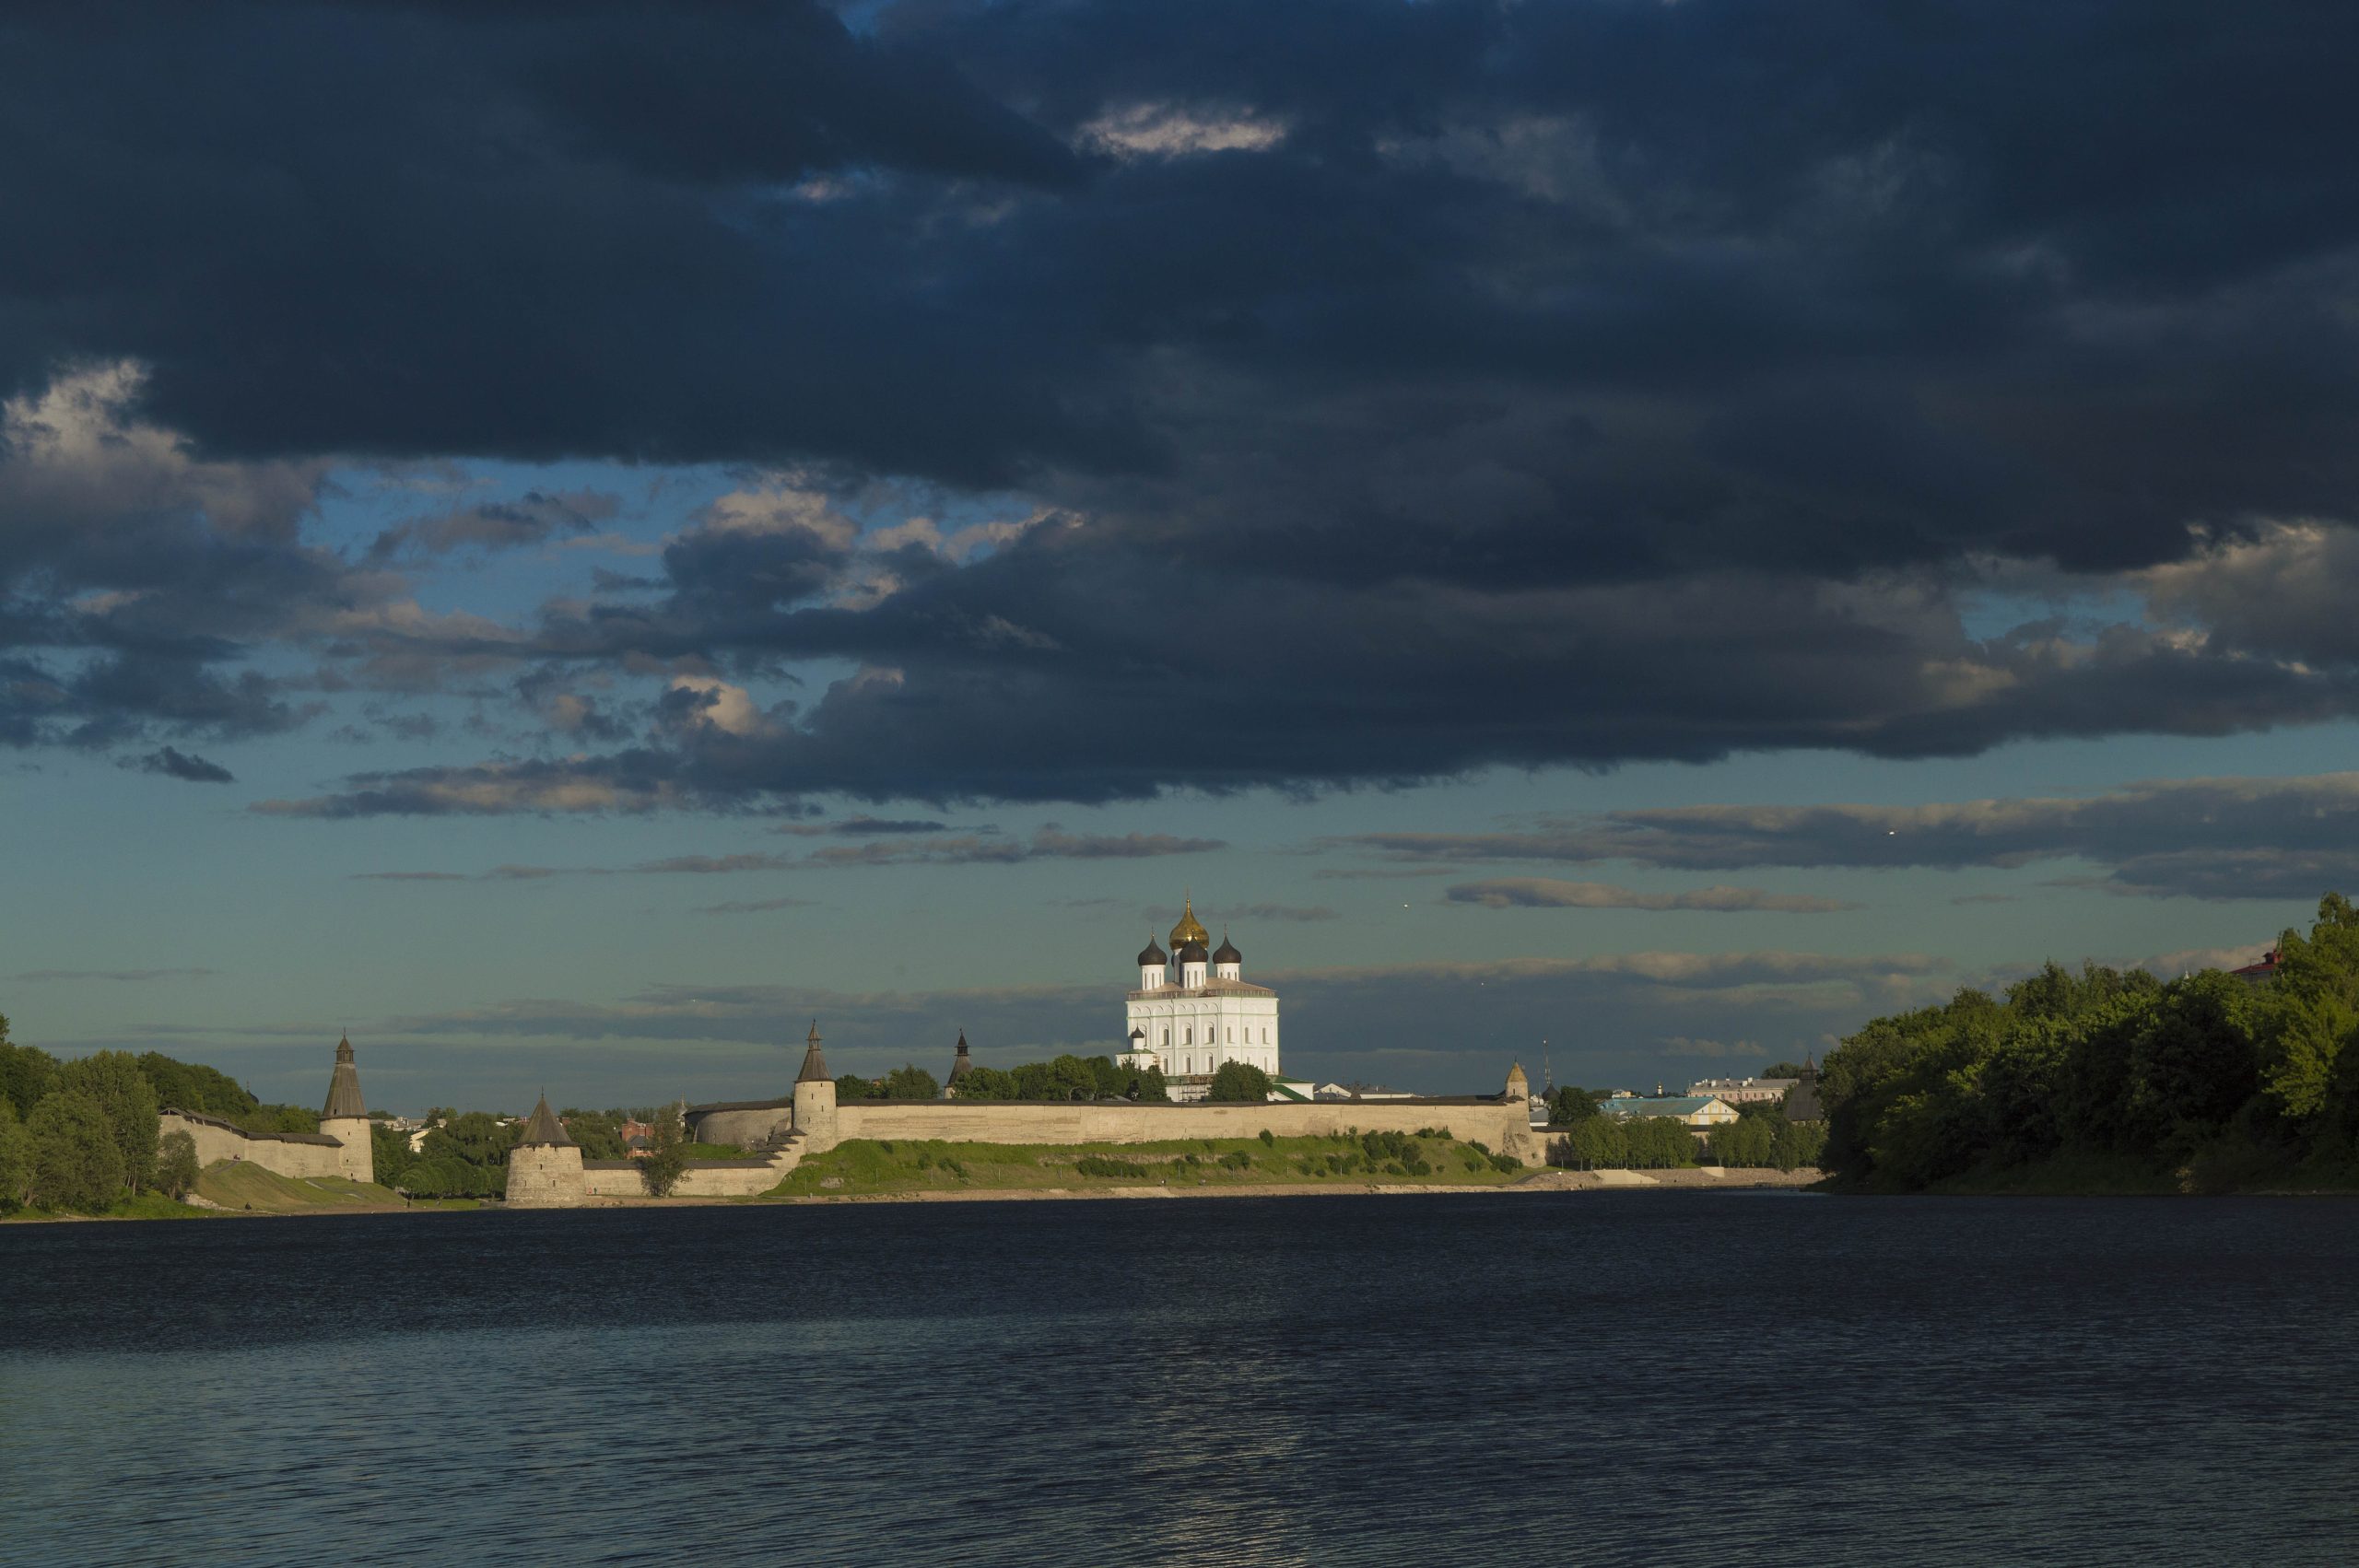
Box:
left=877, top=1064, right=941, bottom=1100
left=836, top=1073, right=876, bottom=1100
left=1545, top=1086, right=1599, bottom=1125
left=56, top=1051, right=159, bottom=1193
left=370, top=1123, right=416, bottom=1188
left=640, top=1112, right=689, bottom=1197
left=0, top=1098, right=31, bottom=1210
left=156, top=1130, right=201, bottom=1199
left=1564, top=1117, right=1625, bottom=1168
left=425, top=1110, right=517, bottom=1168
left=1130, top=1065, right=1169, bottom=1101
left=237, top=1104, right=320, bottom=1137
left=29, top=1091, right=125, bottom=1211
left=1761, top=1061, right=1808, bottom=1080
left=0, top=1034, right=59, bottom=1119
left=1205, top=1061, right=1273, bottom=1102
left=1712, top=1117, right=1777, bottom=1167
left=134, top=1052, right=260, bottom=1120
left=946, top=1065, right=1016, bottom=1099
left=560, top=1108, right=627, bottom=1160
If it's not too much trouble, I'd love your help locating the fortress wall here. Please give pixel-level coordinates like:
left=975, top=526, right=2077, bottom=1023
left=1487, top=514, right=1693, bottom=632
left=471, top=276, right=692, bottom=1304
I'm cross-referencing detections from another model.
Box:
left=690, top=1106, right=793, bottom=1147
left=161, top=1111, right=347, bottom=1180
left=576, top=1154, right=797, bottom=1200
left=835, top=1099, right=1540, bottom=1161
left=675, top=1161, right=791, bottom=1198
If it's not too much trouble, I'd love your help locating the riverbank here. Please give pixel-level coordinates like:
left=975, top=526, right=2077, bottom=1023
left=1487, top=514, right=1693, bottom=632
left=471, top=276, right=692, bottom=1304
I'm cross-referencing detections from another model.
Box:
left=0, top=1160, right=1825, bottom=1220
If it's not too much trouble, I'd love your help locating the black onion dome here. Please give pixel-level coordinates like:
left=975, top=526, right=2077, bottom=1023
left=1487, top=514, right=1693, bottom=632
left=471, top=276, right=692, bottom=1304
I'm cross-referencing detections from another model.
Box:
left=1213, top=930, right=1241, bottom=965
left=1137, top=934, right=1168, bottom=966
left=1178, top=939, right=1210, bottom=965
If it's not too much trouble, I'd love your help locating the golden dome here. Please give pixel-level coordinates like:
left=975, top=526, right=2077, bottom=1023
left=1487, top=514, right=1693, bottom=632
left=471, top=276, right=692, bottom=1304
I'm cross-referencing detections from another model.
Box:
left=1169, top=894, right=1209, bottom=950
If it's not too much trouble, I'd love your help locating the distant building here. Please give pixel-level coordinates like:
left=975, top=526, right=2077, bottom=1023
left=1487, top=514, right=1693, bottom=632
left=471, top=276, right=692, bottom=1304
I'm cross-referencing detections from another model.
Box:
left=1689, top=1075, right=1799, bottom=1105
left=1314, top=1081, right=1414, bottom=1101
left=1117, top=897, right=1280, bottom=1086
left=2230, top=948, right=2283, bottom=984
left=1594, top=1094, right=1740, bottom=1133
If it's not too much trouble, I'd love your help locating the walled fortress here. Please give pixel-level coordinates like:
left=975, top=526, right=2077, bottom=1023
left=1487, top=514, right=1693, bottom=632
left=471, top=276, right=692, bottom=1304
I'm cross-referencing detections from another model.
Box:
left=149, top=1020, right=1545, bottom=1211
left=158, top=1033, right=375, bottom=1184
left=510, top=1022, right=1545, bottom=1209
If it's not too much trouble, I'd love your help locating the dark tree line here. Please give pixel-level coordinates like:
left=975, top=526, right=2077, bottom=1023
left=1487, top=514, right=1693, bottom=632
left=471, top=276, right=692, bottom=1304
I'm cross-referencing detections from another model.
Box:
left=1821, top=894, right=2359, bottom=1191
left=933, top=1052, right=1171, bottom=1103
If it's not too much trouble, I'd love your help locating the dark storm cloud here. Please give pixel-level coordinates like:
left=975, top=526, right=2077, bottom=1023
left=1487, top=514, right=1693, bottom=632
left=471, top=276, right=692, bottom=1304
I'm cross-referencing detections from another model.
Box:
left=130, top=745, right=235, bottom=784
left=14, top=2, right=2359, bottom=805
left=1337, top=775, right=2359, bottom=901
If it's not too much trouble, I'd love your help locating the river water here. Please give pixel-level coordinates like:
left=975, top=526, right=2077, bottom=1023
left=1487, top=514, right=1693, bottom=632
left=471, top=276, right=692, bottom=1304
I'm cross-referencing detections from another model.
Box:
left=5, top=1191, right=2354, bottom=1565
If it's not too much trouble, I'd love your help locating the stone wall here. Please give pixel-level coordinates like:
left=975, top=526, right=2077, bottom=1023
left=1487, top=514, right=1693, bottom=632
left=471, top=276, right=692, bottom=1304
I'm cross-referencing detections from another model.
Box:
left=687, top=1103, right=793, bottom=1148
left=833, top=1097, right=1541, bottom=1162
left=160, top=1109, right=347, bottom=1180
left=577, top=1158, right=792, bottom=1199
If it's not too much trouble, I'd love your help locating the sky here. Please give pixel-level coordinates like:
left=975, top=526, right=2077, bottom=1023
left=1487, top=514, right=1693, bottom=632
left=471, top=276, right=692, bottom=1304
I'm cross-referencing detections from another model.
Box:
left=6, top=0, right=2359, bottom=1113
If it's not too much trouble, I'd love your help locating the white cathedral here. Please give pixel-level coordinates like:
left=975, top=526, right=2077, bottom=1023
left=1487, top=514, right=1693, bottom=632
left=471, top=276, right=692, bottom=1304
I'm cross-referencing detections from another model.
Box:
left=1117, top=895, right=1281, bottom=1093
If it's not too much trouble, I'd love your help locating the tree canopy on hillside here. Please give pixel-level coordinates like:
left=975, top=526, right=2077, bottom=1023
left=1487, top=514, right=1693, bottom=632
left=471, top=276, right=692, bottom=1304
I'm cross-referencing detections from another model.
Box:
left=1821, top=894, right=2359, bottom=1191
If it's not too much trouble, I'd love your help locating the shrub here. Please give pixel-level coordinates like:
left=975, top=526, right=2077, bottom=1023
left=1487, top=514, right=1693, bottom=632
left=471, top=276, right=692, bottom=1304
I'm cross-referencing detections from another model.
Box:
left=1218, top=1149, right=1252, bottom=1170
left=1076, top=1155, right=1149, bottom=1178
left=156, top=1129, right=200, bottom=1199
left=1489, top=1153, right=1521, bottom=1174
left=1384, top=1161, right=1406, bottom=1176
left=1259, top=1129, right=1274, bottom=1146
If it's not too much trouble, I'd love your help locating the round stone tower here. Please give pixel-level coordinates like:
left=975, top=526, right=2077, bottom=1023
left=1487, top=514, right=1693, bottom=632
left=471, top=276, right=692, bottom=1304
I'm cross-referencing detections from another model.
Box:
left=320, top=1034, right=374, bottom=1183
left=504, top=1094, right=585, bottom=1208
left=792, top=1020, right=839, bottom=1153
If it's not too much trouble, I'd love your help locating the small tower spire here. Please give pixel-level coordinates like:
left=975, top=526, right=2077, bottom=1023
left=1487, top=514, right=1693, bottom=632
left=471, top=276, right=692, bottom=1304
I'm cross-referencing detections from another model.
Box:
left=796, top=1018, right=830, bottom=1083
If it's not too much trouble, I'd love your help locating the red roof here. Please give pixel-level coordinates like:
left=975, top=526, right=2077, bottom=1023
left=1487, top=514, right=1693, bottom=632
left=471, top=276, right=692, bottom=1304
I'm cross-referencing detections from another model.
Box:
left=2229, top=948, right=2283, bottom=980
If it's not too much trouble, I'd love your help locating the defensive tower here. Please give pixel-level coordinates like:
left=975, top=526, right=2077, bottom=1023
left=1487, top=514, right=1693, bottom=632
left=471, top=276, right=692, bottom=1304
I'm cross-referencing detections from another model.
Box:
left=320, top=1034, right=374, bottom=1183
left=504, top=1093, right=585, bottom=1208
left=792, top=1020, right=839, bottom=1152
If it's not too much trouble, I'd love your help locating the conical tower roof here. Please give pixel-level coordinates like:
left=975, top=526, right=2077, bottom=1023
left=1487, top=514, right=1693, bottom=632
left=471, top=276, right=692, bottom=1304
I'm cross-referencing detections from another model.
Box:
left=948, top=1029, right=974, bottom=1082
left=322, top=1033, right=367, bottom=1119
left=519, top=1094, right=572, bottom=1146
left=796, top=1019, right=831, bottom=1083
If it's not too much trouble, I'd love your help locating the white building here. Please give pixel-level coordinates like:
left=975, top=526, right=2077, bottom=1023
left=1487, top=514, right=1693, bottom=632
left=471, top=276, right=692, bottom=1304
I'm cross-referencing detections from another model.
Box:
left=1118, top=896, right=1281, bottom=1091
left=1687, top=1076, right=1800, bottom=1106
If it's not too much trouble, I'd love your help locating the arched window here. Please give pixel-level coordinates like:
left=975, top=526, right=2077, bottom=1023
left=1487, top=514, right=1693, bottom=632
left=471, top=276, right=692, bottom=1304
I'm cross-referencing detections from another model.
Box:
left=1226, top=1027, right=1233, bottom=1044
left=1162, top=1028, right=1170, bottom=1047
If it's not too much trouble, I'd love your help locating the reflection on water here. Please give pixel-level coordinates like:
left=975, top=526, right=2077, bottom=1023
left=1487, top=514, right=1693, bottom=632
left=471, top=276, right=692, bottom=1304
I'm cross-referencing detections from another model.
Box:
left=6, top=1193, right=2358, bottom=1565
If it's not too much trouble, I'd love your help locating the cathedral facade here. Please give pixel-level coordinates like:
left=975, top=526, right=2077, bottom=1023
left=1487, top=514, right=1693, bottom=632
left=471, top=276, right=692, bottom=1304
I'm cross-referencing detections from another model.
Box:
left=1118, top=896, right=1280, bottom=1088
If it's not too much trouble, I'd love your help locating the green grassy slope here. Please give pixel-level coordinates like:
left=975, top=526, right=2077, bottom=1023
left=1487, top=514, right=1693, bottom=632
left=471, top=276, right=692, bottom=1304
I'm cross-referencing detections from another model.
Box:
left=194, top=1162, right=408, bottom=1212
left=766, top=1130, right=1529, bottom=1199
